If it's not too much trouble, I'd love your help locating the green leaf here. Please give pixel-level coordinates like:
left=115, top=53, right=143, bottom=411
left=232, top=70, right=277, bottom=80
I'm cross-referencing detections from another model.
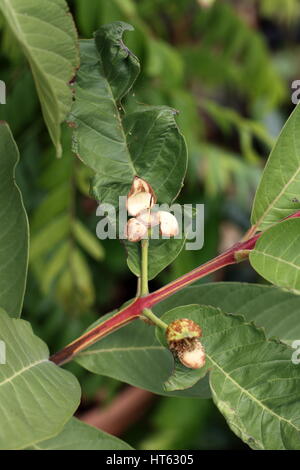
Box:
left=75, top=313, right=210, bottom=398
left=0, top=122, right=29, bottom=317
left=0, top=0, right=79, bottom=157
left=0, top=309, right=81, bottom=450
left=251, top=104, right=300, bottom=230
left=69, top=22, right=187, bottom=207
left=249, top=218, right=300, bottom=294
left=28, top=418, right=132, bottom=450
left=158, top=305, right=300, bottom=449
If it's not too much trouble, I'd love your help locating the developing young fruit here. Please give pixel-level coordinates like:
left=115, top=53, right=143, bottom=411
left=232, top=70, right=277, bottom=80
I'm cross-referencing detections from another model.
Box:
left=158, top=211, right=179, bottom=237
left=126, top=218, right=148, bottom=242
left=166, top=318, right=206, bottom=370
left=127, top=176, right=156, bottom=217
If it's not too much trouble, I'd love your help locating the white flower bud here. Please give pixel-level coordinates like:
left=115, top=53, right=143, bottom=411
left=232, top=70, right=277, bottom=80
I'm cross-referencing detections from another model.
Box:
left=137, top=210, right=160, bottom=228
left=158, top=211, right=179, bottom=237
left=178, top=341, right=206, bottom=370
left=126, top=218, right=148, bottom=242
left=126, top=177, right=156, bottom=216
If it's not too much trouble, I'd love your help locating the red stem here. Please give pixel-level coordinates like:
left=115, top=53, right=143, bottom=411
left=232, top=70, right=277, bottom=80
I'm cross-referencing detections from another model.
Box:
left=50, top=211, right=300, bottom=366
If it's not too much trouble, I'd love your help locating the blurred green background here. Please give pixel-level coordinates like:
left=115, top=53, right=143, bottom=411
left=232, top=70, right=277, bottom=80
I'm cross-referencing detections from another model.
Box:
left=1, top=0, right=300, bottom=450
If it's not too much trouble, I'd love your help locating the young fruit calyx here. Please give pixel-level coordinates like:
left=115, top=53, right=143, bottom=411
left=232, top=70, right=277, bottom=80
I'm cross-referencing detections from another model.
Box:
left=166, top=318, right=206, bottom=370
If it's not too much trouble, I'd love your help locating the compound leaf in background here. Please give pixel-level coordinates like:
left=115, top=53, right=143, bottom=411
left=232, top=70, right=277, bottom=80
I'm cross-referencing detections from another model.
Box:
left=0, top=309, right=81, bottom=450
left=69, top=22, right=187, bottom=207
left=157, top=304, right=300, bottom=450
left=29, top=132, right=99, bottom=314
left=0, top=0, right=79, bottom=157
left=251, top=104, right=300, bottom=230
left=28, top=418, right=132, bottom=450
left=153, top=282, right=300, bottom=345
left=249, top=218, right=300, bottom=293
left=0, top=122, right=29, bottom=318
left=72, top=219, right=104, bottom=261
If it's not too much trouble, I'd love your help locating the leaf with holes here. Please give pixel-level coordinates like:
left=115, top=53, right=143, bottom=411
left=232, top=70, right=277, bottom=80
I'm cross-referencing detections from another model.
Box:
left=69, top=22, right=187, bottom=207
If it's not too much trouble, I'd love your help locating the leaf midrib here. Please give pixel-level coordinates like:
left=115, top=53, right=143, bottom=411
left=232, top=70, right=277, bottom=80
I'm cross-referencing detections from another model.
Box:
left=78, top=345, right=164, bottom=356
left=0, top=358, right=48, bottom=388
left=95, top=45, right=138, bottom=178
left=256, top=166, right=300, bottom=229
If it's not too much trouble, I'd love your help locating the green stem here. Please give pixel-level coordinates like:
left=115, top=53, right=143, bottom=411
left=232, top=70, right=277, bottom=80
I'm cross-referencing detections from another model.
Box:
left=141, top=238, right=149, bottom=295
left=140, top=238, right=167, bottom=330
left=142, top=308, right=168, bottom=330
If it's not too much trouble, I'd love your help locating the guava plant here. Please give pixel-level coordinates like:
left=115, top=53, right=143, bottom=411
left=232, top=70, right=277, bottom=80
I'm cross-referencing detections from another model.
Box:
left=1, top=0, right=300, bottom=450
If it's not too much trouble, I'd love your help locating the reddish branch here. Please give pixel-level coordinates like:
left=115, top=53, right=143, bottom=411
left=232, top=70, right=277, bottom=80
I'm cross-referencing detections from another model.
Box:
left=50, top=210, right=300, bottom=366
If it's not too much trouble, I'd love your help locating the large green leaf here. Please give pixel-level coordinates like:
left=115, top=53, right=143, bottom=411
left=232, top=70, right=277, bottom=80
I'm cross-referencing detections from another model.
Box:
left=76, top=313, right=210, bottom=398
left=28, top=418, right=132, bottom=450
left=69, top=22, right=187, bottom=207
left=0, top=309, right=81, bottom=450
left=154, top=282, right=300, bottom=344
left=0, top=0, right=79, bottom=157
left=0, top=122, right=29, bottom=317
left=249, top=218, right=300, bottom=294
left=251, top=104, right=300, bottom=230
left=158, top=305, right=300, bottom=450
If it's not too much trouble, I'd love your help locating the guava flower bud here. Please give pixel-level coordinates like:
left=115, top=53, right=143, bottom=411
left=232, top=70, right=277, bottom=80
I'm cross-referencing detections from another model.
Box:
left=127, top=176, right=156, bottom=216
left=166, top=318, right=205, bottom=370
left=158, top=211, right=179, bottom=237
left=137, top=210, right=160, bottom=228
left=126, top=218, right=148, bottom=242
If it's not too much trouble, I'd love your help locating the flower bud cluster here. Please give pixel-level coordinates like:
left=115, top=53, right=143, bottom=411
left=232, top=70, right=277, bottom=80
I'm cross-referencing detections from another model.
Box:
left=126, top=177, right=179, bottom=242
